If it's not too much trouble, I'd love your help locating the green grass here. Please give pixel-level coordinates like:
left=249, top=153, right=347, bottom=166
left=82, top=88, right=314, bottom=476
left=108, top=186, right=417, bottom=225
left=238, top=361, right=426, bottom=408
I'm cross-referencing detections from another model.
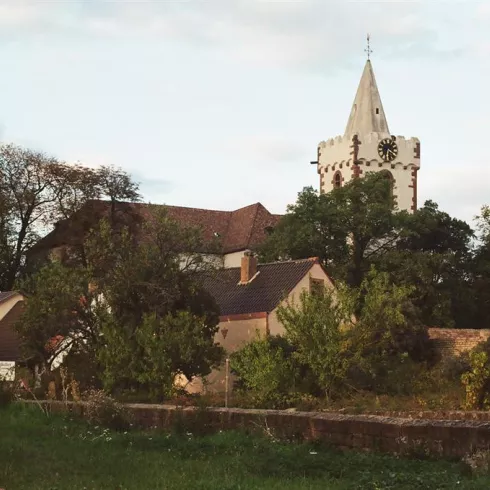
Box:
left=1, top=404, right=490, bottom=490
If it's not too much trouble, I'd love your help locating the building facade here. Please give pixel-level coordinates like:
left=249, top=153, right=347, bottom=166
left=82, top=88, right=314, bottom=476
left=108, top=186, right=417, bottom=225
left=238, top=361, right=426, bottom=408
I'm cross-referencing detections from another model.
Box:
left=314, top=59, right=421, bottom=213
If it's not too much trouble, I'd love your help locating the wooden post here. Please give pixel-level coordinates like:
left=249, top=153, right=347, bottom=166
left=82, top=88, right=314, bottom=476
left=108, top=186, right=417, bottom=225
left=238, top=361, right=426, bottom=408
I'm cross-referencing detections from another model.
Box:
left=225, top=358, right=230, bottom=409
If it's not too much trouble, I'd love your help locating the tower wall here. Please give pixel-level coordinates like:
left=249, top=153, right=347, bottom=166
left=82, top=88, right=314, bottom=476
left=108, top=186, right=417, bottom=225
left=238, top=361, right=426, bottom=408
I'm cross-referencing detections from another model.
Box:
left=317, top=133, right=420, bottom=212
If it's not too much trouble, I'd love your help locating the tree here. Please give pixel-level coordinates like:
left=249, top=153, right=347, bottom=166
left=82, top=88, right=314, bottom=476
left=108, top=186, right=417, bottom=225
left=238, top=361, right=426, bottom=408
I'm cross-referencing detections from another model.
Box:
left=259, top=172, right=400, bottom=288
left=261, top=180, right=480, bottom=329
left=274, top=268, right=434, bottom=399
left=469, top=206, right=490, bottom=329
left=98, top=311, right=223, bottom=399
left=0, top=143, right=141, bottom=290
left=88, top=209, right=223, bottom=397
left=16, top=206, right=224, bottom=398
left=374, top=201, right=475, bottom=329
left=476, top=205, right=490, bottom=244
left=15, top=261, right=107, bottom=383
left=276, top=287, right=353, bottom=398
left=348, top=268, right=435, bottom=393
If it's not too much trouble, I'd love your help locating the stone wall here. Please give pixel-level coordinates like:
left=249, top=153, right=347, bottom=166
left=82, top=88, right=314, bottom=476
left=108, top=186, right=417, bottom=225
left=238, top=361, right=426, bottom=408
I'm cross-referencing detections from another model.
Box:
left=37, top=401, right=490, bottom=459
left=428, top=328, right=490, bottom=356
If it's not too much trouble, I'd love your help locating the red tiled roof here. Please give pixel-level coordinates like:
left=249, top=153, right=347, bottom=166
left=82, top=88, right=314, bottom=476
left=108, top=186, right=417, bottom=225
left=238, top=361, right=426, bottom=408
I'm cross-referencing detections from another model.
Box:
left=200, top=258, right=321, bottom=316
left=28, top=200, right=281, bottom=256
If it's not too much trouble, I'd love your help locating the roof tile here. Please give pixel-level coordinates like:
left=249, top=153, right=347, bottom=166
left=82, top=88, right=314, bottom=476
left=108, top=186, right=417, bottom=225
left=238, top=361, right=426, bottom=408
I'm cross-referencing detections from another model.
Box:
left=200, top=258, right=318, bottom=316
left=29, top=200, right=281, bottom=256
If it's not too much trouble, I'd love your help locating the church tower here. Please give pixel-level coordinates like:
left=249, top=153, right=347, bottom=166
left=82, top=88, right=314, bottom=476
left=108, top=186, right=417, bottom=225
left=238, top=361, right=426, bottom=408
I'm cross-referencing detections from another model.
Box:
left=314, top=43, right=420, bottom=212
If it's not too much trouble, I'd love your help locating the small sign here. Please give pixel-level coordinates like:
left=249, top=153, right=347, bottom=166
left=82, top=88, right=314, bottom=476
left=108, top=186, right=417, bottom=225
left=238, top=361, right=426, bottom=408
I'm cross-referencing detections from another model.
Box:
left=0, top=361, right=15, bottom=382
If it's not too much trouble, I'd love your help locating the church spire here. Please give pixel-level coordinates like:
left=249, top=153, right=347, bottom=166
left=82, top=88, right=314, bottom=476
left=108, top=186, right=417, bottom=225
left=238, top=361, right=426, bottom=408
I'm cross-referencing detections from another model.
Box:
left=344, top=57, right=390, bottom=138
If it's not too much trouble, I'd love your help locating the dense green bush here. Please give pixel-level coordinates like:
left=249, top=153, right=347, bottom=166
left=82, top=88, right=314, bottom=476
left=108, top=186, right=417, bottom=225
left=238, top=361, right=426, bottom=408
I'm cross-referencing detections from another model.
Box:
left=230, top=335, right=314, bottom=408
left=346, top=269, right=437, bottom=394
left=462, top=351, right=490, bottom=410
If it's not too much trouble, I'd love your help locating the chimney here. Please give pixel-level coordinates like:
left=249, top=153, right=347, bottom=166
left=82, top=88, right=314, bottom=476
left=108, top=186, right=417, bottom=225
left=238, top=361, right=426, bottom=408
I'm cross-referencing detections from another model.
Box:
left=240, top=252, right=257, bottom=284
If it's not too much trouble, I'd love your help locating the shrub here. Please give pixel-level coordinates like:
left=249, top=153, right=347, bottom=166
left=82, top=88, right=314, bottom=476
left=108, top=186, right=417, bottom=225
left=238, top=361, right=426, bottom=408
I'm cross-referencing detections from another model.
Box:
left=230, top=336, right=309, bottom=408
left=347, top=269, right=437, bottom=394
left=83, top=389, right=131, bottom=431
left=461, top=351, right=490, bottom=410
left=276, top=288, right=351, bottom=399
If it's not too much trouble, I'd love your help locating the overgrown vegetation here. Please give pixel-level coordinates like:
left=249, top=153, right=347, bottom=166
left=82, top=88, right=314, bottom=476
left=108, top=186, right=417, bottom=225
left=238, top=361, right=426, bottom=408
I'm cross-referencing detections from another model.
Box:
left=2, top=404, right=490, bottom=490
left=15, top=210, right=224, bottom=399
left=259, top=173, right=489, bottom=331
left=231, top=268, right=436, bottom=407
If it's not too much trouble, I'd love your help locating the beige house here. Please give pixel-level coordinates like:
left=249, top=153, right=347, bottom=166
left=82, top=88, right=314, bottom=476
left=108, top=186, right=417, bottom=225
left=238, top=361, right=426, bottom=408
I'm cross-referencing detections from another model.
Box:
left=183, top=254, right=334, bottom=393
left=0, top=291, right=25, bottom=380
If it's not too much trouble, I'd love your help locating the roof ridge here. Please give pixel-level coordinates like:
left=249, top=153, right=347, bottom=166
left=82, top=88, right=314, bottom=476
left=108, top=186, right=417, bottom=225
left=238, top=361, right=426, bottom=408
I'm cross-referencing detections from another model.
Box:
left=139, top=203, right=232, bottom=214
left=245, top=204, right=261, bottom=248
left=232, top=202, right=262, bottom=212
left=259, top=257, right=319, bottom=267
left=89, top=199, right=237, bottom=215
left=224, top=257, right=319, bottom=270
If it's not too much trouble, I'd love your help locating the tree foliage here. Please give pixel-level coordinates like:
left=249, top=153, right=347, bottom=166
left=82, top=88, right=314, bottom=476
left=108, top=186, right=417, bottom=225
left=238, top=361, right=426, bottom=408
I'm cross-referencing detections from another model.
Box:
left=16, top=207, right=224, bottom=398
left=261, top=269, right=435, bottom=398
left=260, top=173, right=490, bottom=329
left=15, top=261, right=104, bottom=372
left=0, top=143, right=140, bottom=290
left=229, top=335, right=306, bottom=407
left=260, top=173, right=401, bottom=288
left=276, top=288, right=352, bottom=398
left=347, top=269, right=436, bottom=393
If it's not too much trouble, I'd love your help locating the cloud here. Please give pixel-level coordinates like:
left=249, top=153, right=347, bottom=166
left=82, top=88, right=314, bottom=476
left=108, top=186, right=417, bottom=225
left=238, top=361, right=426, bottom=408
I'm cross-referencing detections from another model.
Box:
left=0, top=3, right=42, bottom=27
left=0, top=1, right=464, bottom=73
left=420, top=162, right=490, bottom=223
left=217, top=135, right=308, bottom=166
left=136, top=175, right=174, bottom=199
left=477, top=2, right=490, bottom=17
left=103, top=2, right=461, bottom=71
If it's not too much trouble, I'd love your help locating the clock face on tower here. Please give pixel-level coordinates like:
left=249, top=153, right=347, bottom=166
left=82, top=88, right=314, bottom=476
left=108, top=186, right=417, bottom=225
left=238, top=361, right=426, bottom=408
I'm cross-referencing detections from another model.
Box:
left=378, top=137, right=398, bottom=162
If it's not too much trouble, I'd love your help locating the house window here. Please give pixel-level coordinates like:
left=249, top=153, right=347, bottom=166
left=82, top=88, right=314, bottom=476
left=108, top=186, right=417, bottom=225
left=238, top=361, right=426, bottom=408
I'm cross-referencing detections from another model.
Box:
left=376, top=108, right=379, bottom=114
left=310, top=278, right=325, bottom=297
left=333, top=171, right=342, bottom=189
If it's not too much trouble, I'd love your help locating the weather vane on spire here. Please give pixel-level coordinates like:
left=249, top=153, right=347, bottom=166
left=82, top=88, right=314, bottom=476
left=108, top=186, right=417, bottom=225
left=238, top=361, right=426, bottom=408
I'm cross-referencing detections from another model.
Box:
left=365, top=33, right=373, bottom=60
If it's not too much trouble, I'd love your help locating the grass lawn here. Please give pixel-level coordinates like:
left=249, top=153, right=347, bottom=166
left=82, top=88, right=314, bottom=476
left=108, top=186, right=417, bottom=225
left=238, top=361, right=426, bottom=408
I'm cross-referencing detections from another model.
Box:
left=1, top=404, right=490, bottom=489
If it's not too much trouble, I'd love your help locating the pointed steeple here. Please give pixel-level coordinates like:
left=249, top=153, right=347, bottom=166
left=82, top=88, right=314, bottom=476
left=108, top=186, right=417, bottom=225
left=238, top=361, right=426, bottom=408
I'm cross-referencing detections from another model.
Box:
left=344, top=60, right=390, bottom=138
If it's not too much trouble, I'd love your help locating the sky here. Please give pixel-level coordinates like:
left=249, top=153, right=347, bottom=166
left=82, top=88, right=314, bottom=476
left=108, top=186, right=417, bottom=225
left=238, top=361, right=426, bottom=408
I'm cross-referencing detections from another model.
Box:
left=0, top=0, right=489, bottom=226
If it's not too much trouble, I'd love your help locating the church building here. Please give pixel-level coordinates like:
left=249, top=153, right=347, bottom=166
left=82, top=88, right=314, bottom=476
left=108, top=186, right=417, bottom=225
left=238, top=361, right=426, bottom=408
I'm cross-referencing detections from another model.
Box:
left=313, top=56, right=421, bottom=213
